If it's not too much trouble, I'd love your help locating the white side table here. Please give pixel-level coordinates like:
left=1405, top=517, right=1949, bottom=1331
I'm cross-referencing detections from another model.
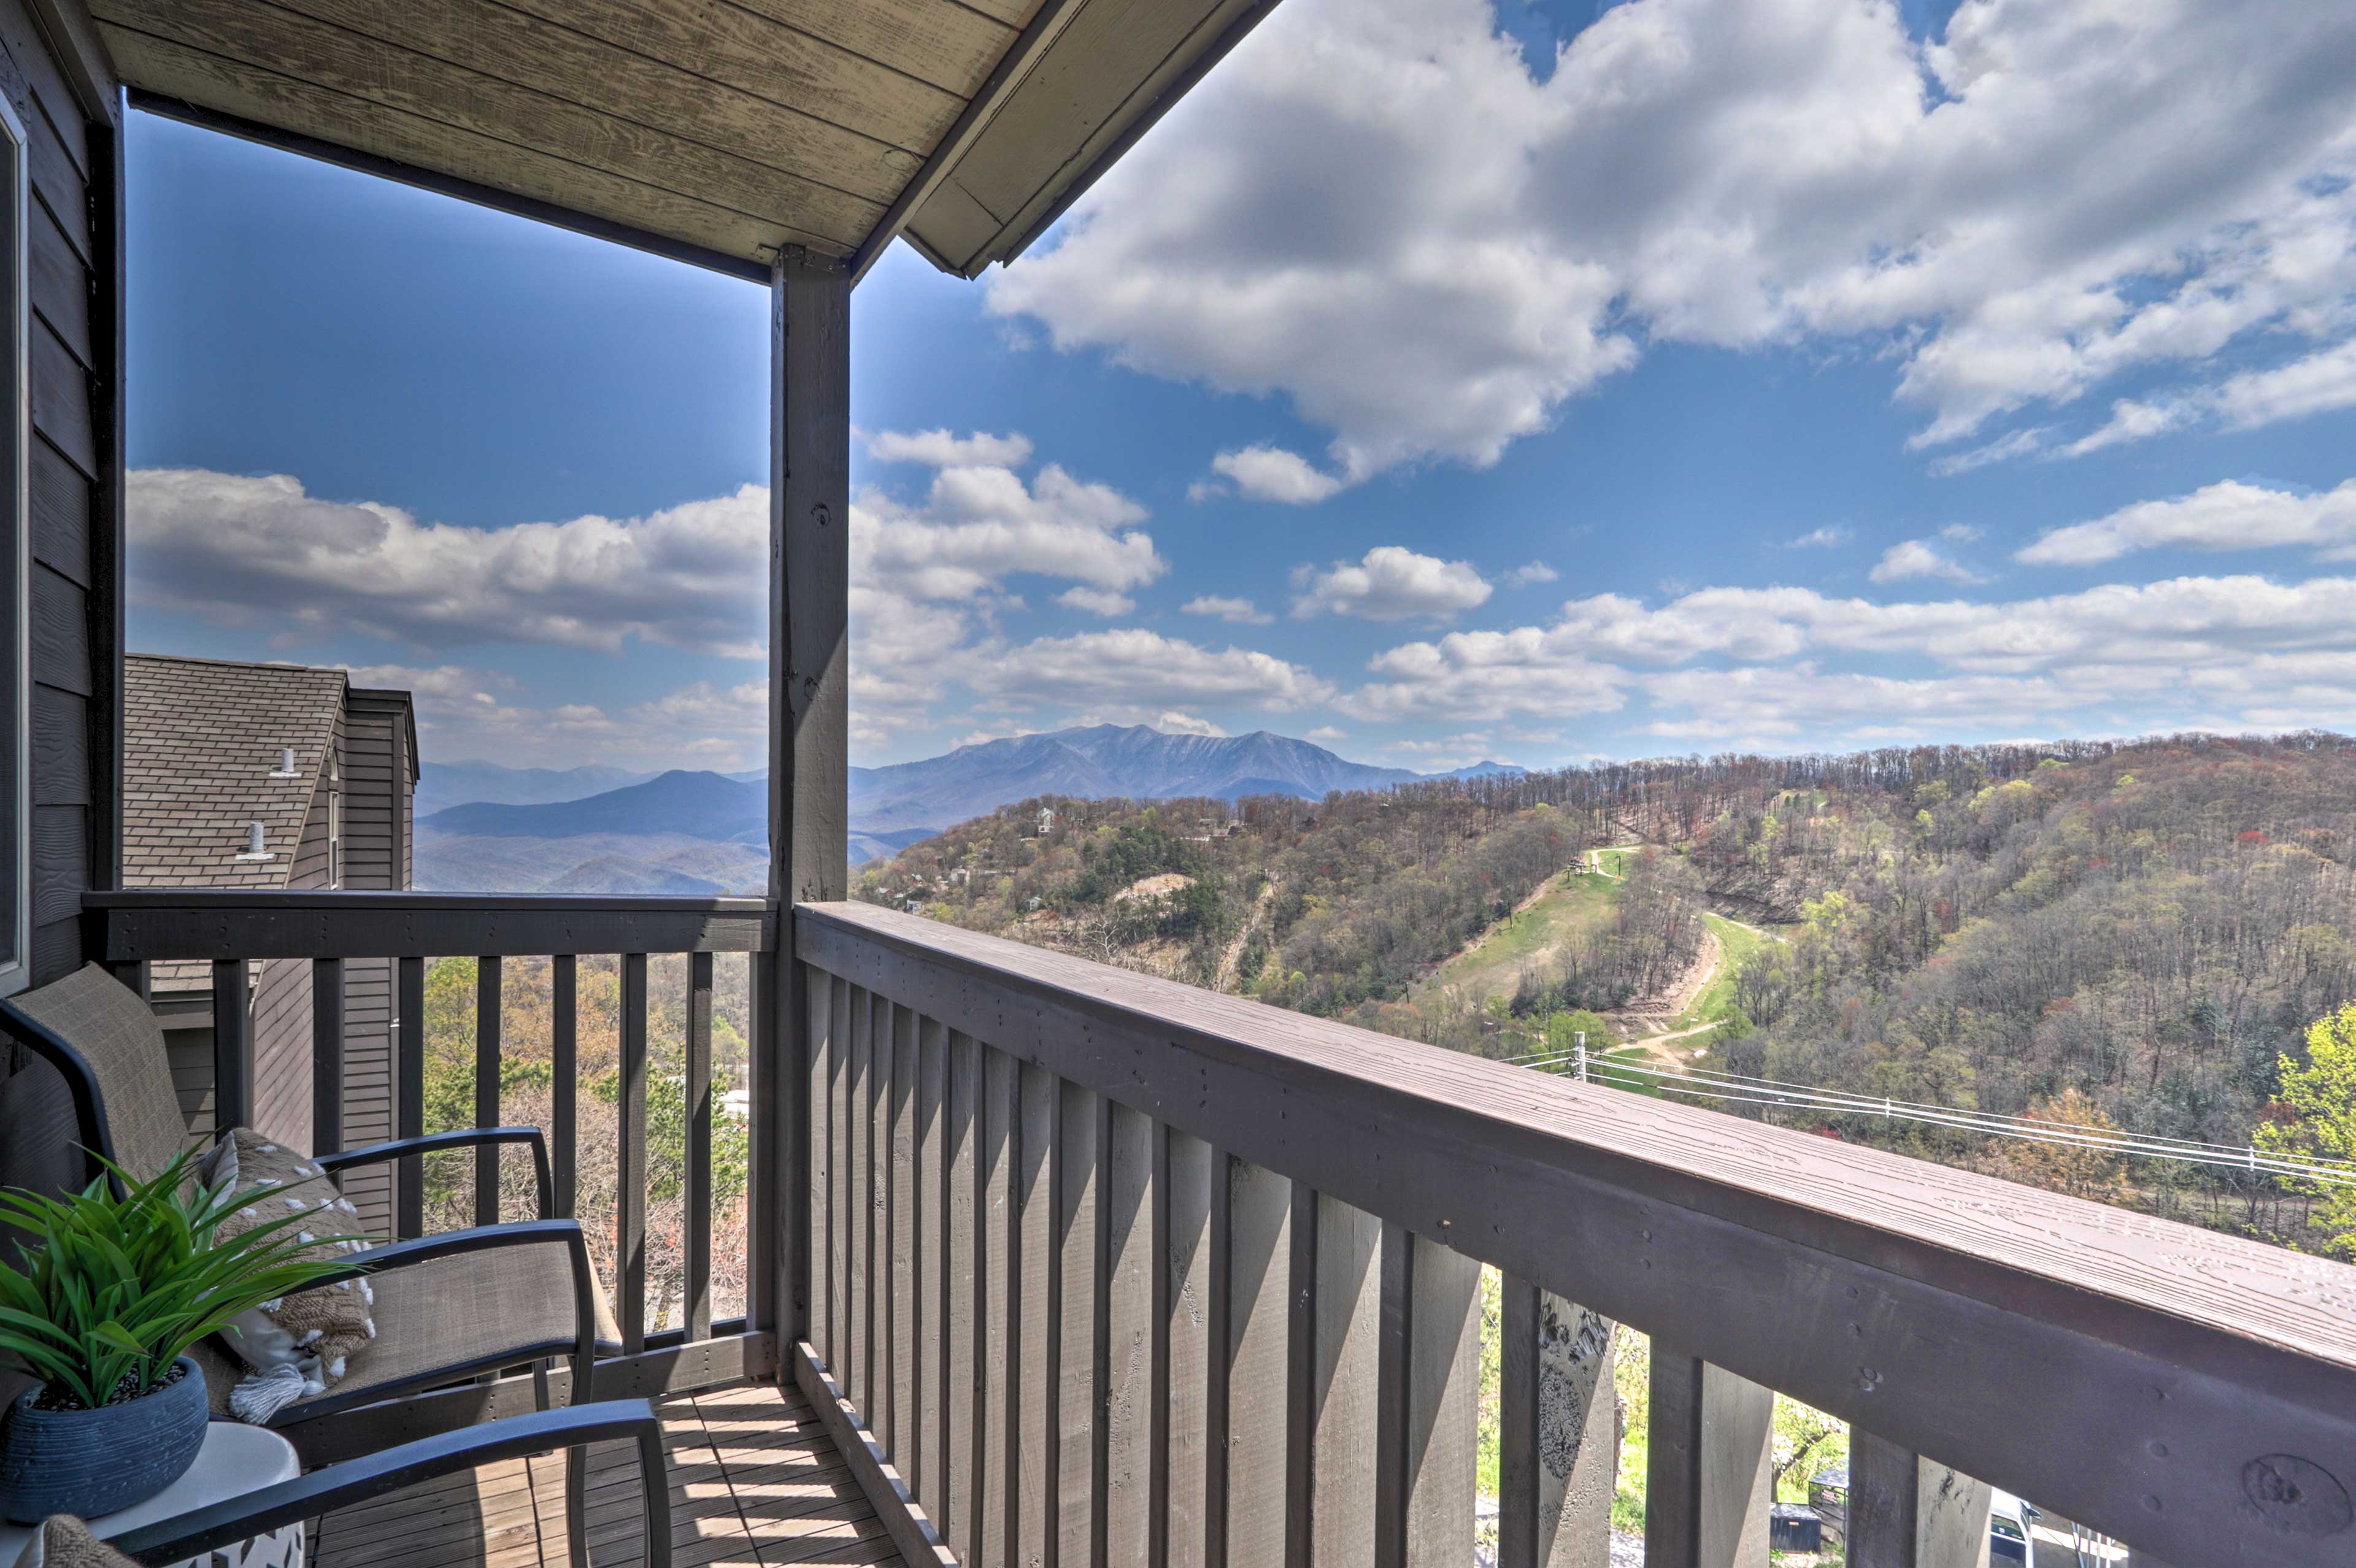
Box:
left=1, top=1421, right=302, bottom=1568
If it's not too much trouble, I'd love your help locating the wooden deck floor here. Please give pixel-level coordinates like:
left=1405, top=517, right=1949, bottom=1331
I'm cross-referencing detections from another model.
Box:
left=310, top=1381, right=906, bottom=1568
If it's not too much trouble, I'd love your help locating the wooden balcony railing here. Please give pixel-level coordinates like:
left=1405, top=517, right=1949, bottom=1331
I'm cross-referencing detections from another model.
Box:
left=80, top=889, right=2356, bottom=1564
left=88, top=890, right=772, bottom=1378
left=793, top=900, right=2356, bottom=1568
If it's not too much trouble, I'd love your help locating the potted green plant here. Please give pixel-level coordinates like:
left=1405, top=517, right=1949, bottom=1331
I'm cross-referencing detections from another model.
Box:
left=0, top=1145, right=354, bottom=1523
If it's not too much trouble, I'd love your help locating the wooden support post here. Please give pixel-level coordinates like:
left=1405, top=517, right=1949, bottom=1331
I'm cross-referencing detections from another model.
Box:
left=1500, top=1282, right=1619, bottom=1568
left=395, top=956, right=423, bottom=1239
left=211, top=958, right=250, bottom=1131
left=758, top=250, right=849, bottom=1351
left=310, top=956, right=344, bottom=1167
left=1848, top=1432, right=1992, bottom=1568
left=1646, top=1350, right=1774, bottom=1568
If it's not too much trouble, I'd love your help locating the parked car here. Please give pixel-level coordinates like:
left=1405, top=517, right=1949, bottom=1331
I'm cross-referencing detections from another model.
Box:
left=1990, top=1489, right=2039, bottom=1563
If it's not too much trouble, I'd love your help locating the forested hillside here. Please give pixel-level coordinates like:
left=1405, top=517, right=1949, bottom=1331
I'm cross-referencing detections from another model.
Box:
left=862, top=731, right=2356, bottom=1249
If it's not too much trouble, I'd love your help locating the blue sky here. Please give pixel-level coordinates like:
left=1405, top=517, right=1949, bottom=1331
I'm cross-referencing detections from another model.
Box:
left=128, top=0, right=2356, bottom=775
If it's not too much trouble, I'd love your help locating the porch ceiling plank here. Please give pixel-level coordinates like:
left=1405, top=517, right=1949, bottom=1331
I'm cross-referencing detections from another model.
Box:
left=95, top=0, right=885, bottom=247
left=94, top=0, right=925, bottom=202
left=97, top=0, right=1282, bottom=278
left=103, top=28, right=840, bottom=259
left=723, top=0, right=1021, bottom=101
left=488, top=0, right=968, bottom=158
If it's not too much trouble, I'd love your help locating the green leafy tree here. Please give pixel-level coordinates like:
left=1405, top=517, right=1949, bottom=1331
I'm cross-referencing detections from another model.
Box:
left=2256, top=1004, right=2356, bottom=1256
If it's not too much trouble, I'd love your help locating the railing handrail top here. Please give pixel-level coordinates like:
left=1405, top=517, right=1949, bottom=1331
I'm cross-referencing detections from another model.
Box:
left=94, top=888, right=772, bottom=959
left=798, top=899, right=2356, bottom=1382
left=90, top=889, right=771, bottom=913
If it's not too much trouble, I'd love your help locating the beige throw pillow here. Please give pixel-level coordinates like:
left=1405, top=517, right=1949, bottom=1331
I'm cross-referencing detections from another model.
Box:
left=198, top=1129, right=376, bottom=1421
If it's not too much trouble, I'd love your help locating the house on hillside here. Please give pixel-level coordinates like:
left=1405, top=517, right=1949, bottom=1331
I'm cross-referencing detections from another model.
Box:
left=123, top=654, right=417, bottom=1236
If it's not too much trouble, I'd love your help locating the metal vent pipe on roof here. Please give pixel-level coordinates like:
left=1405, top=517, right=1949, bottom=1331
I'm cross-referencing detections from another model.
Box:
left=279, top=747, right=295, bottom=772
left=241, top=823, right=268, bottom=858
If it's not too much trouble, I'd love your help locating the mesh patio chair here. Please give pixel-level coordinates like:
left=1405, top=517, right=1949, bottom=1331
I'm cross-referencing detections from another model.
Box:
left=79, top=1401, right=671, bottom=1568
left=0, top=964, right=623, bottom=1432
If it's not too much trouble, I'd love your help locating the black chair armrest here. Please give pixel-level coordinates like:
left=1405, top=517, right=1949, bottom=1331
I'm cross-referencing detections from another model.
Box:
left=109, top=1400, right=671, bottom=1568
left=315, top=1127, right=552, bottom=1218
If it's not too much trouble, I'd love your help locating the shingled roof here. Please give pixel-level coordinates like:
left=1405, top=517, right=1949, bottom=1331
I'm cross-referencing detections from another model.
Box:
left=123, top=653, right=347, bottom=889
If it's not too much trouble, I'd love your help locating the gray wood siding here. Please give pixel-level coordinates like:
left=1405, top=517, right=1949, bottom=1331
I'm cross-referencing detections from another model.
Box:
left=339, top=693, right=410, bottom=1237
left=0, top=0, right=121, bottom=1211
left=9, top=0, right=113, bottom=990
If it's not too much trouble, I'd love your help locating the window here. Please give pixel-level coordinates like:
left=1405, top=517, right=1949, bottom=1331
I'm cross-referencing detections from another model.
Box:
left=0, top=93, right=28, bottom=996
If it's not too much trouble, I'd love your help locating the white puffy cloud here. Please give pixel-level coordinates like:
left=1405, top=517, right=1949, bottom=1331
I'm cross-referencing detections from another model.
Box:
left=1505, top=561, right=1559, bottom=586
left=342, top=661, right=772, bottom=772
left=2017, top=479, right=2356, bottom=566
left=965, top=628, right=1333, bottom=713
left=1342, top=572, right=2356, bottom=737
left=1183, top=594, right=1275, bottom=625
left=847, top=444, right=1165, bottom=736
left=1293, top=546, right=1493, bottom=621
left=1928, top=429, right=2050, bottom=477
left=132, top=469, right=769, bottom=658
left=1782, top=528, right=1848, bottom=549
left=1156, top=711, right=1229, bottom=737
left=990, top=0, right=2356, bottom=485
left=865, top=429, right=1034, bottom=467
left=1208, top=445, right=1349, bottom=504
left=1306, top=725, right=1349, bottom=743
left=1057, top=586, right=1138, bottom=616
left=1870, top=539, right=1984, bottom=585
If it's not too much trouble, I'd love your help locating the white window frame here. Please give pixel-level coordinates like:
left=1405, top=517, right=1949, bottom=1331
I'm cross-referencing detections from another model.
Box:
left=0, top=91, right=29, bottom=997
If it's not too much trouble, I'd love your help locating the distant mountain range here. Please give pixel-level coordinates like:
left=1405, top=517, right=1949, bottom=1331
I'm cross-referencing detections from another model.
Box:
left=417, top=759, right=765, bottom=818
left=412, top=726, right=1522, bottom=892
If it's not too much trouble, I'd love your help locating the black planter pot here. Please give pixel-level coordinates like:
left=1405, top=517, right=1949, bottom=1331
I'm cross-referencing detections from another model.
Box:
left=0, top=1356, right=210, bottom=1523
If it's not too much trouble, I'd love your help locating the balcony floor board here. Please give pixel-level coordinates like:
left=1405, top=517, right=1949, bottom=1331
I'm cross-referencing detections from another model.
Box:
left=309, top=1380, right=906, bottom=1568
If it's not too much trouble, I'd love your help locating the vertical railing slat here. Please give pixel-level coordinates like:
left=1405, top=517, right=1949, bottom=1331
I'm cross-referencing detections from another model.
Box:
left=394, top=956, right=423, bottom=1240
left=1645, top=1350, right=1774, bottom=1568
left=806, top=970, right=836, bottom=1367
left=550, top=955, right=576, bottom=1221
left=212, top=958, right=252, bottom=1133
left=1313, top=1197, right=1384, bottom=1567
left=844, top=983, right=870, bottom=1416
left=310, top=957, right=344, bottom=1170
left=1847, top=1432, right=1992, bottom=1568
left=1285, top=1184, right=1320, bottom=1568
left=834, top=979, right=862, bottom=1384
left=685, top=950, right=714, bottom=1342
left=915, top=1017, right=949, bottom=1531
left=1223, top=1159, right=1293, bottom=1568
left=1106, top=1103, right=1157, bottom=1564
left=1014, top=1062, right=1057, bottom=1562
left=1055, top=1081, right=1106, bottom=1568
left=618, top=951, right=648, bottom=1355
left=891, top=1004, right=919, bottom=1474
left=944, top=1029, right=981, bottom=1567
left=474, top=955, right=501, bottom=1227
left=871, top=991, right=896, bottom=1444
left=1403, top=1234, right=1482, bottom=1568
left=978, top=1046, right=1017, bottom=1568
left=1165, top=1131, right=1215, bottom=1568
left=1500, top=1280, right=1620, bottom=1568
